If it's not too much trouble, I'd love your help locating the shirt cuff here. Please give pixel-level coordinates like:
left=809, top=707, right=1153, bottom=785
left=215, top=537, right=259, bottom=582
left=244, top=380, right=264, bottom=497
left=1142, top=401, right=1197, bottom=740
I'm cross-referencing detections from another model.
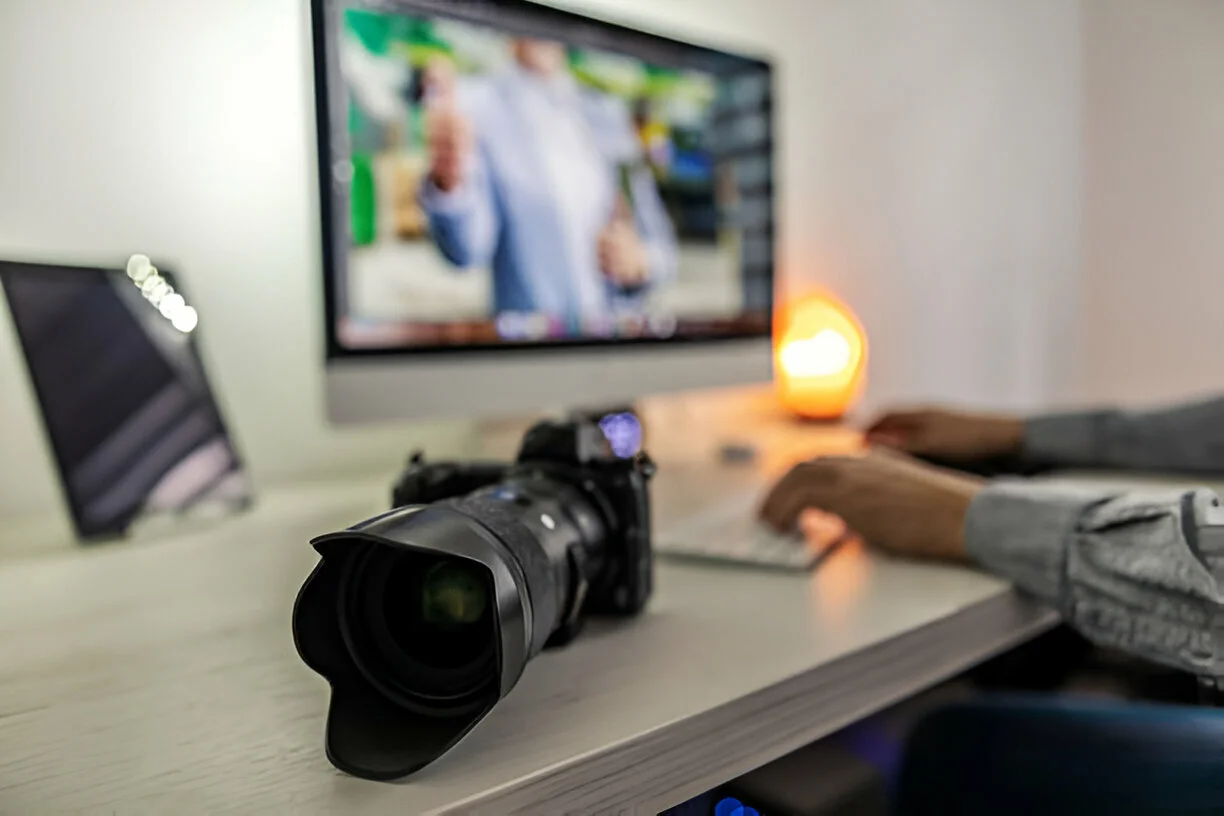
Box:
left=1022, top=411, right=1109, bottom=467
left=645, top=243, right=673, bottom=288
left=964, top=481, right=1112, bottom=608
left=418, top=176, right=475, bottom=216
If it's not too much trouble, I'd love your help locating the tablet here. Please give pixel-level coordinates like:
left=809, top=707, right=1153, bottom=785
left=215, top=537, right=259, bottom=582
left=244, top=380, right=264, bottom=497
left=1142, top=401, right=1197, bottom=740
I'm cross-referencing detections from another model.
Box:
left=1, top=260, right=252, bottom=540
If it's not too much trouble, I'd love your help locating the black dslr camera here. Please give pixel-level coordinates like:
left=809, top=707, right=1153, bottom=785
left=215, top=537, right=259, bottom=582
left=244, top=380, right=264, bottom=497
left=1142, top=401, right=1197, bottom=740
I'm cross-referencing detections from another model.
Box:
left=292, top=418, right=655, bottom=780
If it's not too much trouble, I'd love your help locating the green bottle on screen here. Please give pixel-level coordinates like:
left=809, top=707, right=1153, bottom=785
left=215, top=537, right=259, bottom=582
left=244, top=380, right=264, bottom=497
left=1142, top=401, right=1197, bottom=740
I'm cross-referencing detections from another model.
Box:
left=351, top=152, right=377, bottom=246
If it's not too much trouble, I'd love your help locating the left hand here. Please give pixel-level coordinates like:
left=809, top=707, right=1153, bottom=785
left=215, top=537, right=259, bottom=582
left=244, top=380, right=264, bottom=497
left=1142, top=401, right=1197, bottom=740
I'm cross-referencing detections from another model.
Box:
left=597, top=219, right=650, bottom=288
left=758, top=451, right=984, bottom=562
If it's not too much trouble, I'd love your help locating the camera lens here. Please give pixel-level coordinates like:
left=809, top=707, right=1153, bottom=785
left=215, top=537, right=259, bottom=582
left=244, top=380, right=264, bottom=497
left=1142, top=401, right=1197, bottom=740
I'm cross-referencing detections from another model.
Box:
left=420, top=561, right=488, bottom=627
left=384, top=557, right=493, bottom=682
left=343, top=547, right=498, bottom=711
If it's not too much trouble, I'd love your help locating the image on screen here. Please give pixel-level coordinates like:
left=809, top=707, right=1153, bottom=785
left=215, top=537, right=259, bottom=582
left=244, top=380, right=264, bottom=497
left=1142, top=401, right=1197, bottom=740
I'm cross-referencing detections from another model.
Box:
left=321, top=0, right=774, bottom=351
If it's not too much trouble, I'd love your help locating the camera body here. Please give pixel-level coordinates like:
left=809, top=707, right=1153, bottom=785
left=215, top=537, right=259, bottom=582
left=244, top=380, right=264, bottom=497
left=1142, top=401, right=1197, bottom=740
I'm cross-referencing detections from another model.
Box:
left=390, top=418, right=654, bottom=641
left=292, top=417, right=655, bottom=780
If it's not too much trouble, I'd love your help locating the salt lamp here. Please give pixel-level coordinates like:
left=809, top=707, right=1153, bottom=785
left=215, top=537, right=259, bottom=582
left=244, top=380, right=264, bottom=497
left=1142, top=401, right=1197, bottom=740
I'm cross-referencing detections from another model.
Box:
left=775, top=293, right=866, bottom=420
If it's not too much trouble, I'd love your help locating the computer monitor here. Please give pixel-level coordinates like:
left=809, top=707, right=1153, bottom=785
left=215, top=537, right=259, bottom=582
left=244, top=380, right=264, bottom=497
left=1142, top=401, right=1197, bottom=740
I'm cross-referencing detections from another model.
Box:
left=314, top=0, right=775, bottom=423
left=0, top=261, right=252, bottom=540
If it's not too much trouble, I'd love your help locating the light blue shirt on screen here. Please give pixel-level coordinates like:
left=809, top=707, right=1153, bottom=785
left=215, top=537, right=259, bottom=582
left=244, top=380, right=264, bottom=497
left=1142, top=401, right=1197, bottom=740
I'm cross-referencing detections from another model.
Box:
left=418, top=67, right=677, bottom=323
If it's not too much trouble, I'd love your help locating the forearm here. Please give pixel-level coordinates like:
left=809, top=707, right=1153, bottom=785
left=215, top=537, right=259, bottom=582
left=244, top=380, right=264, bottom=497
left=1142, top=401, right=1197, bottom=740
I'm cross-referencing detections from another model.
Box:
left=1024, top=396, right=1224, bottom=473
left=629, top=166, right=677, bottom=287
left=965, top=480, right=1224, bottom=674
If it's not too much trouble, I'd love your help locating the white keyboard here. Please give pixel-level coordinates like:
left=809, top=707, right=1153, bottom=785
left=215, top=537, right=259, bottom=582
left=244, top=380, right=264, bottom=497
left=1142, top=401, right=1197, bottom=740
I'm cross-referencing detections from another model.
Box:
left=655, top=493, right=843, bottom=571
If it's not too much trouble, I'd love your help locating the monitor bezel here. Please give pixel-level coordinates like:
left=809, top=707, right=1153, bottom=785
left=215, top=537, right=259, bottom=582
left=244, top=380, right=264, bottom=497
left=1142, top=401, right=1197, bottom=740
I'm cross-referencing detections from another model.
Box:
left=312, top=0, right=777, bottom=362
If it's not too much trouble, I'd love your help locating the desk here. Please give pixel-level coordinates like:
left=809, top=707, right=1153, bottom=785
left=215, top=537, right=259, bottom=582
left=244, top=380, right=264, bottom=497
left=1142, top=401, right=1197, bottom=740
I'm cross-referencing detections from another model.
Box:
left=0, top=465, right=1056, bottom=814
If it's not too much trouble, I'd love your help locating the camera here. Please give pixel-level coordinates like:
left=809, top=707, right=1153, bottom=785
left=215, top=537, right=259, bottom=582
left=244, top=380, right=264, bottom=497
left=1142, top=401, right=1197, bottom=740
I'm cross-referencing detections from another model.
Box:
left=292, top=418, right=655, bottom=780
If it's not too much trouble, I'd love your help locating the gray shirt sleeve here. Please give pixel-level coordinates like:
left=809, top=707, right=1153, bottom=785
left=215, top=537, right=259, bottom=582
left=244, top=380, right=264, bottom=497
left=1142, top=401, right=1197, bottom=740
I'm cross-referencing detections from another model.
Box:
left=1024, top=395, right=1224, bottom=473
left=965, top=481, right=1224, bottom=675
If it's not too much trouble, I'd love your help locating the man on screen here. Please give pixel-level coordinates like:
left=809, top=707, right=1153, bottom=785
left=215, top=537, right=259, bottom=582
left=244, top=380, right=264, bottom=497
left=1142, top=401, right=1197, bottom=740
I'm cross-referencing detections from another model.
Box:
left=418, top=38, right=677, bottom=328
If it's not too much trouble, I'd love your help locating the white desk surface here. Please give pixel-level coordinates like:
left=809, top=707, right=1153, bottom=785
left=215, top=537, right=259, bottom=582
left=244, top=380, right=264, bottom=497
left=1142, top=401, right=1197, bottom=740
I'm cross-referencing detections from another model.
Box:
left=0, top=461, right=1056, bottom=815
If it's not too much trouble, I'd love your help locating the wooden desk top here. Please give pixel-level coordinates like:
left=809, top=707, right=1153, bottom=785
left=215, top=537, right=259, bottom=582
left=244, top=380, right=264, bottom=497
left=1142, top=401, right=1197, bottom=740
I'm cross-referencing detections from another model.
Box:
left=0, top=467, right=1053, bottom=814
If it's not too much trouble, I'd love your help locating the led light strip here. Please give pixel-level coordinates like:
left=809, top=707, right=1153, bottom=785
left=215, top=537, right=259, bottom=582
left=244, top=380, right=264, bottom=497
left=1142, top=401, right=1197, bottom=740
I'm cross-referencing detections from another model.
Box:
left=125, top=254, right=198, bottom=333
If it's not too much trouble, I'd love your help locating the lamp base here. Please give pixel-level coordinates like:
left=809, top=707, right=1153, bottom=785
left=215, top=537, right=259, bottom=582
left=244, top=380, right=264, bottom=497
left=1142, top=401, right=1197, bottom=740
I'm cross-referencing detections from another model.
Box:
left=775, top=384, right=859, bottom=425
left=789, top=412, right=847, bottom=425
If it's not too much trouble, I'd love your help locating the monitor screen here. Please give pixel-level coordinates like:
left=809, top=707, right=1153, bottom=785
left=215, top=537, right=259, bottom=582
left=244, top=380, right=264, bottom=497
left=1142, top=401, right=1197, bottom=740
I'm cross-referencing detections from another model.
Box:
left=316, top=0, right=774, bottom=355
left=0, top=261, right=252, bottom=540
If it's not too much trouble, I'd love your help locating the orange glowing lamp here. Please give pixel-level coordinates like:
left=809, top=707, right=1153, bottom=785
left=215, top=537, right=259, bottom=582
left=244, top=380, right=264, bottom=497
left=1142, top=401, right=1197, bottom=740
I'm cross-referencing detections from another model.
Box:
left=775, top=293, right=867, bottom=420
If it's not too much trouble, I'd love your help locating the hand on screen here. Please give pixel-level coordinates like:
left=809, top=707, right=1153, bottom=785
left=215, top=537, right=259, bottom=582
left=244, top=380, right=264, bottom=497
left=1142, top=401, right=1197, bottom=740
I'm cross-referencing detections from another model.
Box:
left=423, top=60, right=472, bottom=194
left=598, top=206, right=650, bottom=289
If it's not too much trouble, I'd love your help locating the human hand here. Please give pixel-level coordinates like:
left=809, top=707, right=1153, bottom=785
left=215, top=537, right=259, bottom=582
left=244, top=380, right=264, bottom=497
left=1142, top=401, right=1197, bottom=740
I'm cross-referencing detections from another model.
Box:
left=865, top=407, right=1024, bottom=462
left=423, top=60, right=471, bottom=193
left=758, top=450, right=984, bottom=562
left=597, top=218, right=650, bottom=288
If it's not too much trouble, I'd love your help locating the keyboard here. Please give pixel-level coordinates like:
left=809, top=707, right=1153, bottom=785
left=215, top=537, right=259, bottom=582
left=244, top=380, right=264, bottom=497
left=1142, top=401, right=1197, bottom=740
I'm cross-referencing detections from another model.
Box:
left=655, top=493, right=845, bottom=571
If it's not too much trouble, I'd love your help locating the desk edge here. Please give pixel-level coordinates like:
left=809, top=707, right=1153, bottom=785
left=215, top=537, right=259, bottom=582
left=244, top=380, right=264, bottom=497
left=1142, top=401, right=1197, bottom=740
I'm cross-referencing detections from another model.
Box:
left=437, top=589, right=1058, bottom=815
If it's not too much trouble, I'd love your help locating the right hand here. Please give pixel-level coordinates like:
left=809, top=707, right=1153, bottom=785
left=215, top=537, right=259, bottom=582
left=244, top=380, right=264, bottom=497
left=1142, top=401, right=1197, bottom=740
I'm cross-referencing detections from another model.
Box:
left=597, top=217, right=650, bottom=288
left=423, top=60, right=472, bottom=193
left=865, top=407, right=1024, bottom=462
left=759, top=450, right=983, bottom=562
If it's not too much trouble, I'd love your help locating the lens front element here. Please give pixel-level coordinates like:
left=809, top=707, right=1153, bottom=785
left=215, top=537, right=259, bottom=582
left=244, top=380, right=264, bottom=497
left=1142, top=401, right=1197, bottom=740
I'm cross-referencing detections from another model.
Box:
left=421, top=561, right=489, bottom=626
left=346, top=548, right=498, bottom=711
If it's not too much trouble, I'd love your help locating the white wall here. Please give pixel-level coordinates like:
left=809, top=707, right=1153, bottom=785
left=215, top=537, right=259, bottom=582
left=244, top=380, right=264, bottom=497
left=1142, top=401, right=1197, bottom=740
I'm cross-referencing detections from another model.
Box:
left=769, top=0, right=1083, bottom=412
left=1077, top=0, right=1224, bottom=406
left=0, top=0, right=1083, bottom=523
